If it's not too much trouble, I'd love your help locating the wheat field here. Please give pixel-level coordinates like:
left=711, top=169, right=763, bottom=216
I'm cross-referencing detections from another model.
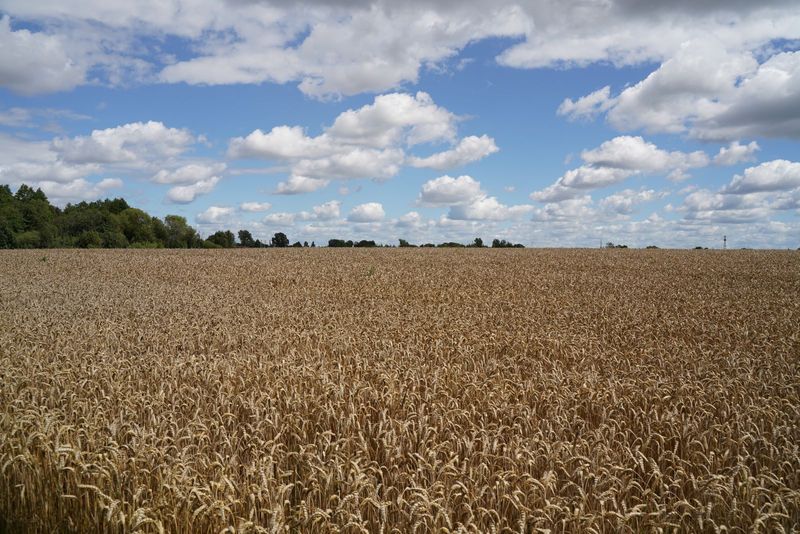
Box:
left=1, top=249, right=798, bottom=533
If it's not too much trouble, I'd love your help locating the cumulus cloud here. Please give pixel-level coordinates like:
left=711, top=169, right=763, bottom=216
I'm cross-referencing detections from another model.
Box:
left=301, top=200, right=341, bottom=221
left=713, top=141, right=760, bottom=166
left=328, top=92, right=457, bottom=147
left=580, top=136, right=709, bottom=173
left=571, top=42, right=800, bottom=140
left=348, top=202, right=385, bottom=222
left=417, top=175, right=484, bottom=206
left=672, top=159, right=800, bottom=224
left=722, top=160, right=800, bottom=194
left=531, top=136, right=710, bottom=202
left=230, top=92, right=496, bottom=192
left=196, top=206, right=235, bottom=224
left=37, top=178, right=122, bottom=204
left=166, top=176, right=220, bottom=203
left=408, top=135, right=499, bottom=170
left=497, top=3, right=800, bottom=71
left=2, top=1, right=799, bottom=115
left=53, top=121, right=195, bottom=165
left=679, top=189, right=770, bottom=223
left=152, top=163, right=226, bottom=185
left=0, top=16, right=86, bottom=95
left=447, top=196, right=533, bottom=221
left=275, top=175, right=329, bottom=195
left=1, top=122, right=216, bottom=205
left=397, top=211, right=423, bottom=227
left=263, top=212, right=296, bottom=225
left=228, top=126, right=332, bottom=160
left=417, top=174, right=533, bottom=221
left=240, top=202, right=272, bottom=212
left=293, top=148, right=405, bottom=181
left=599, top=189, right=665, bottom=215
left=159, top=5, right=526, bottom=98
left=531, top=195, right=595, bottom=222
left=0, top=161, right=98, bottom=184
left=558, top=86, right=614, bottom=121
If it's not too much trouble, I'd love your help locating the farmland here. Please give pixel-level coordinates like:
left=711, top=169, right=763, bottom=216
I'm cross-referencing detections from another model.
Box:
left=1, top=249, right=798, bottom=532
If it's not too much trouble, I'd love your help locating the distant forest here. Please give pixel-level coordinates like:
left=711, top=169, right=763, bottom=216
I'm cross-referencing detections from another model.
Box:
left=0, top=184, right=524, bottom=249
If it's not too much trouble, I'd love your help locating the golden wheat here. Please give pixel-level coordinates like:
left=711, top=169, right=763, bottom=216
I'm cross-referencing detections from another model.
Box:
left=1, top=249, right=798, bottom=533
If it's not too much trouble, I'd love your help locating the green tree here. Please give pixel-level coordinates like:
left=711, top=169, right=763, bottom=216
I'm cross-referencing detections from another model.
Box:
left=119, top=208, right=157, bottom=244
left=101, top=230, right=129, bottom=248
left=207, top=230, right=236, bottom=248
left=76, top=230, right=103, bottom=248
left=271, top=232, right=289, bottom=247
left=164, top=215, right=201, bottom=248
left=15, top=187, right=57, bottom=247
left=0, top=185, right=23, bottom=248
left=14, top=231, right=41, bottom=248
left=238, top=229, right=256, bottom=247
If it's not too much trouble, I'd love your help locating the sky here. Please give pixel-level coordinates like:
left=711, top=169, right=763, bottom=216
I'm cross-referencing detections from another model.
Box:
left=0, top=1, right=799, bottom=248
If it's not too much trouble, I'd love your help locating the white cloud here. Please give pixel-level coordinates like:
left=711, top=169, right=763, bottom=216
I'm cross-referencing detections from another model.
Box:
left=301, top=200, right=341, bottom=221
left=37, top=177, right=122, bottom=204
left=532, top=136, right=710, bottom=202
left=166, top=176, right=220, bottom=203
left=558, top=166, right=636, bottom=190
left=599, top=189, right=665, bottom=215
left=2, top=1, right=799, bottom=115
left=0, top=16, right=86, bottom=95
left=0, top=107, right=32, bottom=127
left=228, top=126, right=332, bottom=160
left=417, top=174, right=533, bottom=221
left=0, top=161, right=98, bottom=184
left=693, top=51, right=800, bottom=140
left=275, top=175, right=330, bottom=195
left=397, top=211, right=423, bottom=227
left=240, top=201, right=272, bottom=212
left=671, top=160, right=800, bottom=225
left=679, top=189, right=771, bottom=223
left=152, top=163, right=226, bottom=184
left=293, top=147, right=405, bottom=181
left=53, top=121, right=195, bottom=165
left=348, top=202, right=385, bottom=222
left=229, top=92, right=495, bottom=191
left=417, top=175, right=484, bottom=206
left=159, top=6, right=526, bottom=98
left=713, top=141, right=760, bottom=166
left=576, top=42, right=800, bottom=140
left=580, top=136, right=709, bottom=174
left=497, top=3, right=800, bottom=71
left=263, top=212, right=296, bottom=225
left=722, top=160, right=800, bottom=194
left=327, top=92, right=457, bottom=147
left=196, top=206, right=235, bottom=224
left=447, top=196, right=533, bottom=221
left=531, top=195, right=595, bottom=222
left=408, top=135, right=498, bottom=170
left=558, top=86, right=614, bottom=121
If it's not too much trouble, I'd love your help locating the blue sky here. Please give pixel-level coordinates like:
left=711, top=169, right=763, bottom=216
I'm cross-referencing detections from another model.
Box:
left=1, top=1, right=799, bottom=247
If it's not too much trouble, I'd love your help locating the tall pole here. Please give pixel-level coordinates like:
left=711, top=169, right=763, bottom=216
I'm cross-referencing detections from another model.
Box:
left=723, top=235, right=727, bottom=250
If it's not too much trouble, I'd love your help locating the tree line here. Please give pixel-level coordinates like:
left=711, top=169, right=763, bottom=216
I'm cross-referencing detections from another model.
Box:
left=0, top=184, right=524, bottom=249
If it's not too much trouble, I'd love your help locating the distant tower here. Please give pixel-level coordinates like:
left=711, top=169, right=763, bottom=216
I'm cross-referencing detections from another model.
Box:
left=723, top=235, right=727, bottom=250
